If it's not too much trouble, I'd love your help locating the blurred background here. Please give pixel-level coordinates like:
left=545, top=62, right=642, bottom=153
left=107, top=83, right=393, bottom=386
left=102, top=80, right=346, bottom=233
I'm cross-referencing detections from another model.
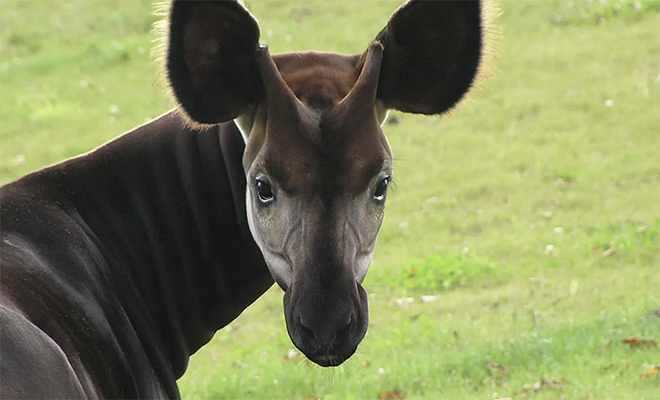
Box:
left=1, top=1, right=658, bottom=399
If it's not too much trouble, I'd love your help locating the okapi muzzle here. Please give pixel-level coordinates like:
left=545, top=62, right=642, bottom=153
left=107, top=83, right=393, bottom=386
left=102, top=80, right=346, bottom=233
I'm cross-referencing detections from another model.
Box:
left=167, top=0, right=485, bottom=367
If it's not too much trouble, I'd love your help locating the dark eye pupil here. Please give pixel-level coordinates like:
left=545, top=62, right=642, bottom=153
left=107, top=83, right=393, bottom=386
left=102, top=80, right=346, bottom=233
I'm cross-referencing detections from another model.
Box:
left=374, top=176, right=390, bottom=200
left=256, top=179, right=274, bottom=204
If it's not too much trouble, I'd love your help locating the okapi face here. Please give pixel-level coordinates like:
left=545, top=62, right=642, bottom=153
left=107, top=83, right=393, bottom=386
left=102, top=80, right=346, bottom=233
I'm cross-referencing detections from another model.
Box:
left=166, top=0, right=484, bottom=366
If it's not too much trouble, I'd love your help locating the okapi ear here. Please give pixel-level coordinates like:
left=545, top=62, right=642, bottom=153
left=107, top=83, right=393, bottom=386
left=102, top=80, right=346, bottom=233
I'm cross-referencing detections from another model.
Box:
left=373, top=0, right=484, bottom=115
left=167, top=0, right=263, bottom=124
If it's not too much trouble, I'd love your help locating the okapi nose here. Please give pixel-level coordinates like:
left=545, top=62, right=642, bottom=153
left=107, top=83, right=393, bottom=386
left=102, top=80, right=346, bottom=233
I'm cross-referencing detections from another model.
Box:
left=298, top=314, right=354, bottom=348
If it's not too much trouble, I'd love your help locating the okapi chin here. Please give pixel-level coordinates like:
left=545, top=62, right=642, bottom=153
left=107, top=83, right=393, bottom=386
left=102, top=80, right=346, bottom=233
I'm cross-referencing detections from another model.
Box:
left=0, top=0, right=491, bottom=398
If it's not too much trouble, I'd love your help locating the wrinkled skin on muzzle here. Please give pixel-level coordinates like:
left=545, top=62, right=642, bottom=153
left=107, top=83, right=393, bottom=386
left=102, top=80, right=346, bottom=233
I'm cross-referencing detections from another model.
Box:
left=278, top=187, right=385, bottom=364
left=281, top=200, right=372, bottom=366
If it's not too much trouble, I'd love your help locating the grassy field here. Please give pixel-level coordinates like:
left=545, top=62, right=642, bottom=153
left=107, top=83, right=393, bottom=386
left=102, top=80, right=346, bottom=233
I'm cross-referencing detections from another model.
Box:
left=1, top=0, right=659, bottom=399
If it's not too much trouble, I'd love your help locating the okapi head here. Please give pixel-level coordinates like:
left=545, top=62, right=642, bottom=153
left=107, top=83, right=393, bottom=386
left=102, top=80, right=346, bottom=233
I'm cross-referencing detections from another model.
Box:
left=166, top=0, right=485, bottom=367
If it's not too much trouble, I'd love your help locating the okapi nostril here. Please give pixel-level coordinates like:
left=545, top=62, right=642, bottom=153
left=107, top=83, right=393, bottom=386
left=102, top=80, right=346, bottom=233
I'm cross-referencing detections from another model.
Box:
left=337, top=316, right=353, bottom=338
left=297, top=315, right=355, bottom=347
left=298, top=318, right=316, bottom=341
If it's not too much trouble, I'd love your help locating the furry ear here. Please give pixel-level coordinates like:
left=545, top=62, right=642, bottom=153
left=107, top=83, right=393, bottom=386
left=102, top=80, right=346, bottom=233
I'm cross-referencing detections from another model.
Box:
left=372, top=0, right=484, bottom=115
left=167, top=0, right=263, bottom=124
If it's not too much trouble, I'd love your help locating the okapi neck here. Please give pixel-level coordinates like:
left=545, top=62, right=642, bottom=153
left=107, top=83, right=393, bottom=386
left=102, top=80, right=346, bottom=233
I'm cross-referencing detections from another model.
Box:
left=48, top=112, right=271, bottom=382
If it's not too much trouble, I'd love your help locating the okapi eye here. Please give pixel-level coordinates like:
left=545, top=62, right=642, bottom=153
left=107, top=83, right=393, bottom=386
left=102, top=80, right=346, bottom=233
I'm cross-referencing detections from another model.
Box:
left=373, top=176, right=391, bottom=202
left=255, top=178, right=274, bottom=205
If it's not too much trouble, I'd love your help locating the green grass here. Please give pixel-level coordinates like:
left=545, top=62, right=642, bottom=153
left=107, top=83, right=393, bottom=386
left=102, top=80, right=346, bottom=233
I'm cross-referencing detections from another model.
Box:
left=384, top=253, right=498, bottom=291
left=1, top=0, right=659, bottom=399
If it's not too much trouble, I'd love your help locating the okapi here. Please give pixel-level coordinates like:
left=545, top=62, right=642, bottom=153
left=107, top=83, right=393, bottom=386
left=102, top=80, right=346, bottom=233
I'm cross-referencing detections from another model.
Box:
left=0, top=0, right=487, bottom=398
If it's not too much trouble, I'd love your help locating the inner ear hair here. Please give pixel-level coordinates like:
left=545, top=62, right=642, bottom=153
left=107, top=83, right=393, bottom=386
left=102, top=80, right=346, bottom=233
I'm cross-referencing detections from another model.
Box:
left=375, top=0, right=488, bottom=116
left=166, top=0, right=264, bottom=125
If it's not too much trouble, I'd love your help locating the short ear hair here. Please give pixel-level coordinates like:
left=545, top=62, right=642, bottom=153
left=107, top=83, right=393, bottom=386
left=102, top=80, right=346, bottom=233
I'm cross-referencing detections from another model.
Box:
left=373, top=0, right=484, bottom=115
left=167, top=0, right=264, bottom=124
